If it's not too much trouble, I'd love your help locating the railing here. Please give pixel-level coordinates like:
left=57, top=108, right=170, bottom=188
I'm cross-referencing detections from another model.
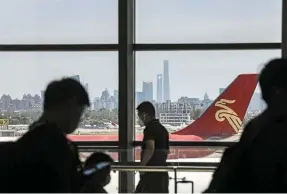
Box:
left=76, top=141, right=235, bottom=153
left=76, top=140, right=229, bottom=167
left=111, top=165, right=216, bottom=193
left=75, top=141, right=236, bottom=148
left=76, top=141, right=226, bottom=192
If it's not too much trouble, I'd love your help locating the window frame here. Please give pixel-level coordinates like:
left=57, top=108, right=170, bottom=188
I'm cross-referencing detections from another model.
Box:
left=0, top=0, right=285, bottom=192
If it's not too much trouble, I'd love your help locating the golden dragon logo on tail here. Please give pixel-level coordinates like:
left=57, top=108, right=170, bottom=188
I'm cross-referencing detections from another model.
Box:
left=215, top=99, right=242, bottom=133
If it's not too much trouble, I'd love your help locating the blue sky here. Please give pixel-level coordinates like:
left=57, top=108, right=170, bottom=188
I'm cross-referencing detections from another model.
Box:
left=0, top=0, right=282, bottom=101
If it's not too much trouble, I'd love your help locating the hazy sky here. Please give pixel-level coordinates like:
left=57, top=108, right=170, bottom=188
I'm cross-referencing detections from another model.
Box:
left=0, top=0, right=282, bottom=101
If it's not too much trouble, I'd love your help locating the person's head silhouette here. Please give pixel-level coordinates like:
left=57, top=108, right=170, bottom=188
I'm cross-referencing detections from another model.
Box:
left=259, top=58, right=287, bottom=106
left=136, top=101, right=156, bottom=127
left=42, top=78, right=90, bottom=134
left=82, top=152, right=114, bottom=192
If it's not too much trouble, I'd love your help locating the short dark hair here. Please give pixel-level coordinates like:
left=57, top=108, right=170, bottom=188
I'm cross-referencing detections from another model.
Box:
left=84, top=152, right=114, bottom=176
left=136, top=101, right=155, bottom=117
left=84, top=152, right=113, bottom=168
left=43, top=78, right=90, bottom=110
left=259, top=58, right=287, bottom=103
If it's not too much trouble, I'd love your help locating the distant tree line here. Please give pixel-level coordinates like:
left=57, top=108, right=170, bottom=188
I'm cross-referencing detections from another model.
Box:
left=0, top=108, right=204, bottom=126
left=0, top=108, right=119, bottom=126
left=80, top=108, right=118, bottom=127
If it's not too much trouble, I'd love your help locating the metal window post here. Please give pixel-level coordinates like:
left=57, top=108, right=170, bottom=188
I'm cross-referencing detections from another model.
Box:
left=118, top=0, right=135, bottom=193
left=282, top=0, right=287, bottom=57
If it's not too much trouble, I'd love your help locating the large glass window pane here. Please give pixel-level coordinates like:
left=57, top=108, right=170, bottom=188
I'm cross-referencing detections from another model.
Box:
left=136, top=0, right=281, bottom=43
left=0, top=0, right=117, bottom=44
left=135, top=50, right=280, bottom=148
left=135, top=50, right=280, bottom=192
left=134, top=169, right=214, bottom=193
left=0, top=52, right=118, bottom=142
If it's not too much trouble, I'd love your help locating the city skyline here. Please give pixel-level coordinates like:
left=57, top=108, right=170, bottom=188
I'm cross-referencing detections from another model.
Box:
left=0, top=88, right=265, bottom=114
left=0, top=0, right=280, bottom=100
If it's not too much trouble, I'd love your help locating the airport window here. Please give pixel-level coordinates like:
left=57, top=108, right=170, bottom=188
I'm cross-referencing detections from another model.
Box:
left=134, top=50, right=281, bottom=192
left=136, top=0, right=282, bottom=43
left=0, top=0, right=118, bottom=44
left=0, top=52, right=118, bottom=142
left=0, top=0, right=285, bottom=193
left=133, top=0, right=284, bottom=192
left=0, top=0, right=122, bottom=192
left=135, top=50, right=280, bottom=145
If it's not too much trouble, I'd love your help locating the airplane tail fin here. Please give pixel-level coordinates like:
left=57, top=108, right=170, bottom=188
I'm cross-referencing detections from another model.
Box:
left=172, top=74, right=258, bottom=139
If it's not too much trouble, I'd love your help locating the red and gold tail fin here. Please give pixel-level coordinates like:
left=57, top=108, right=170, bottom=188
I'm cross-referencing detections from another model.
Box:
left=172, top=74, right=258, bottom=139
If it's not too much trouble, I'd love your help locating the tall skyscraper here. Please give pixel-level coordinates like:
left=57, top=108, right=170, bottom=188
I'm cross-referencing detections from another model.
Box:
left=136, top=92, right=145, bottom=105
left=157, top=74, right=163, bottom=103
left=163, top=60, right=171, bottom=102
left=70, top=75, right=80, bottom=82
left=101, top=89, right=110, bottom=108
left=142, top=82, right=153, bottom=101
left=101, top=89, right=110, bottom=100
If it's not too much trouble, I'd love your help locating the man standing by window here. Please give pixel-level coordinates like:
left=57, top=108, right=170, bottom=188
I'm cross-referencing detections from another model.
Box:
left=135, top=101, right=170, bottom=193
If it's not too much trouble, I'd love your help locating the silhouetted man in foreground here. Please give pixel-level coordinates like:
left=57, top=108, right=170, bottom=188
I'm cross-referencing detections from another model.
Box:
left=5, top=78, right=90, bottom=192
left=135, top=101, right=169, bottom=193
left=206, top=58, right=287, bottom=192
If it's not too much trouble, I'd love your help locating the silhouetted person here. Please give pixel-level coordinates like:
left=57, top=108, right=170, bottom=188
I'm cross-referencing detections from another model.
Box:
left=135, top=101, right=169, bottom=193
left=206, top=58, right=287, bottom=193
left=81, top=152, right=114, bottom=193
left=69, top=140, right=85, bottom=192
left=4, top=78, right=90, bottom=193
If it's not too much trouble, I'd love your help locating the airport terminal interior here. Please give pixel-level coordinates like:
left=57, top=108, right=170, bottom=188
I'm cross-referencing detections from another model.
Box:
left=0, top=0, right=286, bottom=193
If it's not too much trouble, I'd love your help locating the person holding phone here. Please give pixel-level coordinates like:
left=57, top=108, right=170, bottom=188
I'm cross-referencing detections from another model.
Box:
left=81, top=152, right=114, bottom=193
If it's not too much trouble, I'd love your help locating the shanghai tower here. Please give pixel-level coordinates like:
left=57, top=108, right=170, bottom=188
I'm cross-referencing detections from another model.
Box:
left=163, top=60, right=170, bottom=101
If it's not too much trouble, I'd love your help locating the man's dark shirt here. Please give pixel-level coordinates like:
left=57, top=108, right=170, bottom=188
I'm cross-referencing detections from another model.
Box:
left=137, top=119, right=170, bottom=193
left=140, top=119, right=169, bottom=166
left=240, top=108, right=287, bottom=192
left=10, top=122, right=82, bottom=193
left=239, top=109, right=269, bottom=145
